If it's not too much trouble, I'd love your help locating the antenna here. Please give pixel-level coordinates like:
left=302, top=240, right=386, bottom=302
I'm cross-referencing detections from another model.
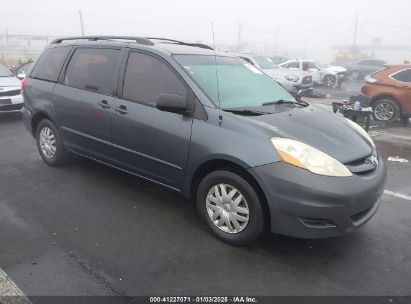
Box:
left=211, top=21, right=223, bottom=126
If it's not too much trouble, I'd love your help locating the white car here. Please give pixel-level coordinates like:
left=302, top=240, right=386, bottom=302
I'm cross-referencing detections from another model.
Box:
left=0, top=64, right=24, bottom=113
left=233, top=54, right=313, bottom=94
left=280, top=59, right=347, bottom=87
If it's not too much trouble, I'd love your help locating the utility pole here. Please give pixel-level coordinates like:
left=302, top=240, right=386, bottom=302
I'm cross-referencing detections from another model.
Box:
left=79, top=10, right=85, bottom=36
left=353, top=13, right=358, bottom=48
left=237, top=22, right=243, bottom=51
left=5, top=28, right=8, bottom=45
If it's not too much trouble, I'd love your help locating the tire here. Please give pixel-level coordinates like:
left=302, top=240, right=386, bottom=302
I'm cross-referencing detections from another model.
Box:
left=323, top=75, right=336, bottom=87
left=372, top=98, right=401, bottom=121
left=350, top=70, right=361, bottom=80
left=196, top=170, right=265, bottom=246
left=35, top=119, right=71, bottom=166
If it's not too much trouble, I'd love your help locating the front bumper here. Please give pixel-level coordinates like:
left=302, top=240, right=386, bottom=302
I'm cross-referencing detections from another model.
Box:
left=0, top=95, right=23, bottom=113
left=248, top=154, right=386, bottom=238
left=282, top=82, right=313, bottom=93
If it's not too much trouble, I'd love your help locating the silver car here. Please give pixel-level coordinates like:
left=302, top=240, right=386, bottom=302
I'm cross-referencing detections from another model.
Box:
left=234, top=54, right=313, bottom=94
left=0, top=64, right=24, bottom=113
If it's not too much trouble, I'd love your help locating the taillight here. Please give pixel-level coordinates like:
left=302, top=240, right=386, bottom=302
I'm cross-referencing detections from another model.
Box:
left=21, top=76, right=28, bottom=92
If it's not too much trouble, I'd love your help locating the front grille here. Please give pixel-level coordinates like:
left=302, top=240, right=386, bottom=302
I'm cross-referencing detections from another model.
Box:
left=0, top=103, right=23, bottom=112
left=0, top=89, right=21, bottom=97
left=302, top=76, right=312, bottom=85
left=351, top=207, right=372, bottom=223
left=345, top=153, right=378, bottom=174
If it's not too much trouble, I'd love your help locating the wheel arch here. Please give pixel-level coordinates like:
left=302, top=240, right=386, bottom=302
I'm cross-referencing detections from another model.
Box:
left=187, top=159, right=271, bottom=227
left=370, top=95, right=402, bottom=112
left=31, top=112, right=54, bottom=136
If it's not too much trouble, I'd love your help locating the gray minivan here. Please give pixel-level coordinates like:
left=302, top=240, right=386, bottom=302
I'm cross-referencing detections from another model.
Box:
left=22, top=36, right=386, bottom=245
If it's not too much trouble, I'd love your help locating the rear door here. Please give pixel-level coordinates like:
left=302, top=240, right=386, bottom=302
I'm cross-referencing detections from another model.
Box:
left=53, top=46, right=122, bottom=159
left=391, top=68, right=411, bottom=113
left=110, top=50, right=193, bottom=189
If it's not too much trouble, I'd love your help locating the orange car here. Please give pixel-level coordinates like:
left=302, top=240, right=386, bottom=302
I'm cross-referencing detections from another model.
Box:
left=361, top=64, right=411, bottom=121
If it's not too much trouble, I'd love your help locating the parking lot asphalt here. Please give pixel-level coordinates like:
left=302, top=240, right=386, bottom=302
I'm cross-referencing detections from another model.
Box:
left=0, top=110, right=410, bottom=297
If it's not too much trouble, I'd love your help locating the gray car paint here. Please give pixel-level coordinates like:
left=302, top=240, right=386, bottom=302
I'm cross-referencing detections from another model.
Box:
left=23, top=40, right=386, bottom=239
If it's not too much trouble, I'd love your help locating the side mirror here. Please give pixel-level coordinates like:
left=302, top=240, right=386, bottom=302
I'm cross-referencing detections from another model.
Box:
left=156, top=93, right=192, bottom=115
left=9, top=66, right=17, bottom=76
left=17, top=73, right=26, bottom=80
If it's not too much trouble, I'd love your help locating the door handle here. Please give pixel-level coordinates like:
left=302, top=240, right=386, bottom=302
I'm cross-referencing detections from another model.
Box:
left=115, top=105, right=128, bottom=115
left=97, top=100, right=111, bottom=109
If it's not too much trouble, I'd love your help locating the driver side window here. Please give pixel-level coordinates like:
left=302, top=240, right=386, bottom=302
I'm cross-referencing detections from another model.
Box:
left=122, top=52, right=187, bottom=106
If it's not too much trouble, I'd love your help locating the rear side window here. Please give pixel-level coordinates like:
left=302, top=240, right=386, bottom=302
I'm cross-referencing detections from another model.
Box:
left=287, top=62, right=300, bottom=68
left=392, top=69, right=411, bottom=83
left=64, top=48, right=121, bottom=95
left=31, top=47, right=71, bottom=82
left=122, top=52, right=187, bottom=106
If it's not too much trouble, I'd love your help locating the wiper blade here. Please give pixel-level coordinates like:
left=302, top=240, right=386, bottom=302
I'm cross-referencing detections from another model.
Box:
left=263, top=99, right=307, bottom=107
left=223, top=109, right=271, bottom=116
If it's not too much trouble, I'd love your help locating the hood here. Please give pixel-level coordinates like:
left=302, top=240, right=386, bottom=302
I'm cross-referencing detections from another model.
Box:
left=246, top=105, right=373, bottom=164
left=0, top=76, right=22, bottom=87
left=323, top=65, right=347, bottom=73
left=263, top=68, right=310, bottom=78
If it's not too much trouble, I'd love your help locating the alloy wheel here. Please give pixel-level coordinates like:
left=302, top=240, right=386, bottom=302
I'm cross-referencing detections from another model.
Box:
left=206, top=183, right=249, bottom=234
left=350, top=71, right=360, bottom=80
left=374, top=102, right=395, bottom=121
left=39, top=127, right=57, bottom=158
left=324, top=75, right=336, bottom=87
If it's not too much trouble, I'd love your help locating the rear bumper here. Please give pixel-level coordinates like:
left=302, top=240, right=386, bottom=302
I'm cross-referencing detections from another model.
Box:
left=22, top=105, right=34, bottom=135
left=248, top=154, right=386, bottom=238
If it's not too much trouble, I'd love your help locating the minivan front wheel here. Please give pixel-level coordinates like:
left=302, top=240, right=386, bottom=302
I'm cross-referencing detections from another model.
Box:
left=196, top=170, right=265, bottom=245
left=36, top=119, right=70, bottom=166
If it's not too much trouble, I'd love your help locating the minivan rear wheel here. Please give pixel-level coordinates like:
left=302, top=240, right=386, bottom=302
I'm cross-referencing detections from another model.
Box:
left=372, top=99, right=400, bottom=121
left=196, top=170, right=265, bottom=245
left=35, top=119, right=70, bottom=166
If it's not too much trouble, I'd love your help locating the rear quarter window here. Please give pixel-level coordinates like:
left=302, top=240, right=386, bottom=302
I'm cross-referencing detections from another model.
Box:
left=31, top=47, right=71, bottom=82
left=391, top=69, right=411, bottom=83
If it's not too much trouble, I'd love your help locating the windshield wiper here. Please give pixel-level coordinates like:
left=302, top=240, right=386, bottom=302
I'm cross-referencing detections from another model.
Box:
left=223, top=109, right=271, bottom=116
left=263, top=99, right=307, bottom=107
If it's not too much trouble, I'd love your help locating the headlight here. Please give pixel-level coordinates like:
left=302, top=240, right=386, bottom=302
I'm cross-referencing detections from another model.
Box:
left=271, top=137, right=353, bottom=177
left=284, top=75, right=299, bottom=82
left=345, top=118, right=375, bottom=148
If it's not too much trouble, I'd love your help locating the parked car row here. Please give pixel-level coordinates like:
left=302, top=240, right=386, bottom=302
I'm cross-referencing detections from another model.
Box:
left=279, top=59, right=348, bottom=87
left=232, top=54, right=313, bottom=95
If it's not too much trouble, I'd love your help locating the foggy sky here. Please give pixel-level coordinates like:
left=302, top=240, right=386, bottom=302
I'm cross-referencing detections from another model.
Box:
left=1, top=0, right=410, bottom=61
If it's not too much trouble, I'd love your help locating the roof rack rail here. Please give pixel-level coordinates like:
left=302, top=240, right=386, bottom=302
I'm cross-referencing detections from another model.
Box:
left=147, top=37, right=213, bottom=50
left=50, top=36, right=155, bottom=46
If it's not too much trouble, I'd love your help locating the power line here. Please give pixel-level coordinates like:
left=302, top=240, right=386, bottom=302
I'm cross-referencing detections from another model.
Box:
left=365, top=18, right=411, bottom=31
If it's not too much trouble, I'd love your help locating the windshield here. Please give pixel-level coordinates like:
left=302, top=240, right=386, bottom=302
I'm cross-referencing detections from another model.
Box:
left=253, top=56, right=279, bottom=69
left=0, top=65, right=12, bottom=77
left=174, top=55, right=295, bottom=109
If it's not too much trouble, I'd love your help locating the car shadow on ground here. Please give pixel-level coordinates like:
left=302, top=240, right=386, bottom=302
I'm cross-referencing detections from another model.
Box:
left=69, top=155, right=365, bottom=261
left=0, top=113, right=22, bottom=123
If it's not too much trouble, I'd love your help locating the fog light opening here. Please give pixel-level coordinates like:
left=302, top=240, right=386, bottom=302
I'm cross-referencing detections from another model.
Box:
left=299, top=217, right=337, bottom=228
